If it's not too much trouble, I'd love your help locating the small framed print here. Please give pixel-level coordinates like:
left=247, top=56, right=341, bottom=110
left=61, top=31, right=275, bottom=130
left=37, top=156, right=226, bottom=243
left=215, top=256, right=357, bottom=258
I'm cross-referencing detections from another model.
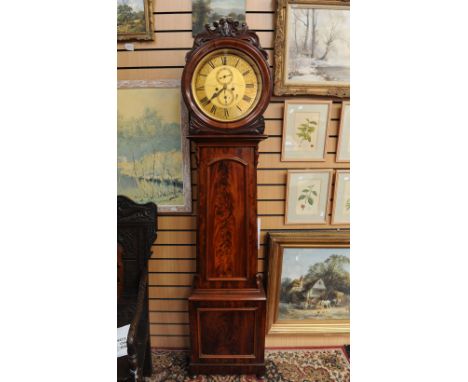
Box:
left=332, top=170, right=350, bottom=225
left=281, top=100, right=332, bottom=162
left=336, top=102, right=350, bottom=162
left=285, top=170, right=332, bottom=224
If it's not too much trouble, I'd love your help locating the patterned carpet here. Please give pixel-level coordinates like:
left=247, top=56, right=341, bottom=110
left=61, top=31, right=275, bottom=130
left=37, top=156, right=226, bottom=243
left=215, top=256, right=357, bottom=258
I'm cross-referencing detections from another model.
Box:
left=145, top=348, right=350, bottom=382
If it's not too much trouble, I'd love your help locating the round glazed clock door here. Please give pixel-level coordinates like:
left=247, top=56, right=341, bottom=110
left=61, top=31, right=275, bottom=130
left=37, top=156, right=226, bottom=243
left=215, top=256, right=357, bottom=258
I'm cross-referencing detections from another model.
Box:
left=191, top=48, right=263, bottom=123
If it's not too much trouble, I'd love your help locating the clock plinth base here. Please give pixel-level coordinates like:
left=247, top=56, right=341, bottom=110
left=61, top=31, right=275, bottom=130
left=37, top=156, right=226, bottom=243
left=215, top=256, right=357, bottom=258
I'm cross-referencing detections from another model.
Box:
left=188, top=288, right=266, bottom=377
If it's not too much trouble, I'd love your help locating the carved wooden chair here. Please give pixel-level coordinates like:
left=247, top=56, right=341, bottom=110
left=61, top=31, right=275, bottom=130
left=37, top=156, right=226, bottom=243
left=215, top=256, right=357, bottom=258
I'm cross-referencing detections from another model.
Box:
left=117, top=196, right=157, bottom=381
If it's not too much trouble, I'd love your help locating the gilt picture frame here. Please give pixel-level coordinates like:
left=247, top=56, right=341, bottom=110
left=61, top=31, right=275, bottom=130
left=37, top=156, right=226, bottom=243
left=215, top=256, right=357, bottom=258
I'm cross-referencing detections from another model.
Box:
left=117, top=0, right=154, bottom=41
left=117, top=80, right=192, bottom=213
left=266, top=231, right=350, bottom=335
left=285, top=170, right=332, bottom=224
left=282, top=100, right=332, bottom=162
left=274, top=0, right=350, bottom=96
left=332, top=170, right=350, bottom=225
left=336, top=101, right=350, bottom=162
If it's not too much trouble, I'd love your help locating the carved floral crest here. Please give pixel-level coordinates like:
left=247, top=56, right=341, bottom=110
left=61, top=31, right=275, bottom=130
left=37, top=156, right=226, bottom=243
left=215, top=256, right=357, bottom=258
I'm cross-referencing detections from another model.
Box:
left=187, top=18, right=268, bottom=61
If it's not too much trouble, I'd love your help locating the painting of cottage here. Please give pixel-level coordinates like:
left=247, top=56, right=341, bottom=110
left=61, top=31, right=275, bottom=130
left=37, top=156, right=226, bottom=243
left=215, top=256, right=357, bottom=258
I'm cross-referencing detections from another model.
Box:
left=279, top=247, right=350, bottom=320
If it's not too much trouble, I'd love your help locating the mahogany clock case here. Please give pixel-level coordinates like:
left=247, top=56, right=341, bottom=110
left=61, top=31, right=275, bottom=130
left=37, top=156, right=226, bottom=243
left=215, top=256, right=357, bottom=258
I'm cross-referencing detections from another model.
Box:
left=182, top=20, right=271, bottom=377
left=182, top=29, right=272, bottom=134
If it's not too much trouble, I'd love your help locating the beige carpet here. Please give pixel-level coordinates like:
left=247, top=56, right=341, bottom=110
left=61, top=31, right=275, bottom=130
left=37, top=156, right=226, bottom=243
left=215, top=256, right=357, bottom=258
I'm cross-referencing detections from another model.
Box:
left=145, top=347, right=350, bottom=382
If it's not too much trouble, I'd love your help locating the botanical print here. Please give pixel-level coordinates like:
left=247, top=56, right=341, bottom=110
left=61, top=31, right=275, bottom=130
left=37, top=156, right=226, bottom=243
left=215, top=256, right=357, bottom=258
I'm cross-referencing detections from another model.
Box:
left=294, top=112, right=320, bottom=149
left=337, top=102, right=350, bottom=161
left=279, top=247, right=350, bottom=321
left=295, top=178, right=321, bottom=215
left=282, top=101, right=330, bottom=161
left=117, top=0, right=147, bottom=34
left=286, top=5, right=350, bottom=85
left=192, top=0, right=246, bottom=36
left=286, top=170, right=331, bottom=224
left=332, top=171, right=350, bottom=224
left=117, top=84, right=189, bottom=210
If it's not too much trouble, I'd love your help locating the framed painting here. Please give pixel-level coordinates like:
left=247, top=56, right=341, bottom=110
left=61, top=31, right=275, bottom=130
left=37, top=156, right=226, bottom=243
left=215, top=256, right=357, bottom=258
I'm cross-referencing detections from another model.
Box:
left=282, top=100, right=332, bottom=162
left=192, top=0, right=246, bottom=36
left=266, top=231, right=350, bottom=334
left=117, top=0, right=154, bottom=41
left=285, top=170, right=332, bottom=224
left=332, top=170, right=350, bottom=225
left=336, top=101, right=350, bottom=162
left=274, top=0, right=350, bottom=96
left=117, top=80, right=192, bottom=213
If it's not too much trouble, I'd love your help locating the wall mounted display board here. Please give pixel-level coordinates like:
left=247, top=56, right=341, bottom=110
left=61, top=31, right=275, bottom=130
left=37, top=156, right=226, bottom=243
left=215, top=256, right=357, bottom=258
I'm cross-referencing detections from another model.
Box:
left=285, top=170, right=332, bottom=224
left=117, top=0, right=154, bottom=41
left=266, top=231, right=350, bottom=335
left=117, top=80, right=192, bottom=213
left=332, top=170, right=350, bottom=225
left=192, top=0, right=246, bottom=36
left=282, top=100, right=332, bottom=162
left=274, top=0, right=350, bottom=96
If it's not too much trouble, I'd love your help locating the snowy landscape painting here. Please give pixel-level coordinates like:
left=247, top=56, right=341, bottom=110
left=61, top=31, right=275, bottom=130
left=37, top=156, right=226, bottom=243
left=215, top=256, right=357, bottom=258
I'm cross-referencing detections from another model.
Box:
left=286, top=4, right=350, bottom=85
left=274, top=1, right=350, bottom=96
left=192, top=0, right=246, bottom=36
left=279, top=247, right=350, bottom=321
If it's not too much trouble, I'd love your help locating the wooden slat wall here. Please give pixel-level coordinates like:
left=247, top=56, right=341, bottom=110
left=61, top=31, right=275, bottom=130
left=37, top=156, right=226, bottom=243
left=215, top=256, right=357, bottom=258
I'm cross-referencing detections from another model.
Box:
left=118, top=0, right=350, bottom=349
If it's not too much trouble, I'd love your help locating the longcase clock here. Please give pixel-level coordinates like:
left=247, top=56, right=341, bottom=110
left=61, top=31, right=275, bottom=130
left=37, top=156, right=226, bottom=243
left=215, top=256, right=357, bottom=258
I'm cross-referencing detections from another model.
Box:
left=181, top=18, right=271, bottom=378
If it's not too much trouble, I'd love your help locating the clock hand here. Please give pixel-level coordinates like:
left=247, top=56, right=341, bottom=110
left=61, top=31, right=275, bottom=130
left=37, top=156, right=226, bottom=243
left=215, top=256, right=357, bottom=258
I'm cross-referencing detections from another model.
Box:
left=209, top=84, right=227, bottom=100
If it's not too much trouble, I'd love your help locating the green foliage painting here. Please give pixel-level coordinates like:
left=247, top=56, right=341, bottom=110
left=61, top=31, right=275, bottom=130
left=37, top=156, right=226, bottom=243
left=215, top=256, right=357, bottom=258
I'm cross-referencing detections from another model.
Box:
left=117, top=86, right=188, bottom=208
left=279, top=248, right=350, bottom=320
left=117, top=0, right=146, bottom=34
left=296, top=118, right=318, bottom=147
left=192, top=0, right=246, bottom=36
left=298, top=184, right=318, bottom=210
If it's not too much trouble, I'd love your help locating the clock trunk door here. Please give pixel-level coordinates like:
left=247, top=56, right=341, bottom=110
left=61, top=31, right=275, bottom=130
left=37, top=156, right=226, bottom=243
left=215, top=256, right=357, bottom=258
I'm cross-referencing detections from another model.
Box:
left=197, top=143, right=258, bottom=289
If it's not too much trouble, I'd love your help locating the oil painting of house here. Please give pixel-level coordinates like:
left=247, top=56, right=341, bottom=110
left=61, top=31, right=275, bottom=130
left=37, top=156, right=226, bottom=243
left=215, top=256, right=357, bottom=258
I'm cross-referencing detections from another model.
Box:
left=279, top=247, right=350, bottom=320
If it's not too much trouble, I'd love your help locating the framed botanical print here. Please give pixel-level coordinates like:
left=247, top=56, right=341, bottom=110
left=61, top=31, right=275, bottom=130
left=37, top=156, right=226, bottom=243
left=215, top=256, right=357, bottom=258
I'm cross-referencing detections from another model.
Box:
left=192, top=0, right=246, bottom=36
left=274, top=0, right=350, bottom=96
left=336, top=101, right=350, bottom=162
left=117, top=80, right=192, bottom=213
left=285, top=170, right=332, bottom=224
left=266, top=231, right=350, bottom=334
left=332, top=170, right=350, bottom=225
left=282, top=100, right=331, bottom=162
left=117, top=0, right=154, bottom=41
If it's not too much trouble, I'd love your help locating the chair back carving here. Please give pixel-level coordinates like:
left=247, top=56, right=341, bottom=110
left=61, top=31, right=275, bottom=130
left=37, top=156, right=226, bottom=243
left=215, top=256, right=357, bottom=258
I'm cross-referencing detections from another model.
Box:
left=117, top=195, right=157, bottom=294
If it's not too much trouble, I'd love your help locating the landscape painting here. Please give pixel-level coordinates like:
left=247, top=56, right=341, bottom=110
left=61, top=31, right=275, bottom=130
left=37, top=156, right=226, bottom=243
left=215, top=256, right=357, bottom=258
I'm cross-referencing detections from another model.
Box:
left=279, top=247, right=350, bottom=321
left=286, top=4, right=350, bottom=85
left=274, top=0, right=350, bottom=96
left=117, top=81, right=191, bottom=213
left=192, top=0, right=246, bottom=36
left=117, top=0, right=153, bottom=40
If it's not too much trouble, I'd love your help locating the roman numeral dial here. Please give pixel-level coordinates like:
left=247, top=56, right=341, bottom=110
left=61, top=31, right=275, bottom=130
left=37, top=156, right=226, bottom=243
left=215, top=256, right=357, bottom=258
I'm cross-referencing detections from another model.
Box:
left=191, top=49, right=262, bottom=123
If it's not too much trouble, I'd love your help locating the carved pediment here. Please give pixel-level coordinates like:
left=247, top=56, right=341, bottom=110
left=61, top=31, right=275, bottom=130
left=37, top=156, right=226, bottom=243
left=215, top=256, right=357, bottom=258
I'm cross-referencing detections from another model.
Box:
left=187, top=18, right=268, bottom=61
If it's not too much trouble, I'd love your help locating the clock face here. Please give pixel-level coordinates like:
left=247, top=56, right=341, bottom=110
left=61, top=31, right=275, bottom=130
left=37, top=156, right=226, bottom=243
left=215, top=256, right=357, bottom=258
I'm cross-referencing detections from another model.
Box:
left=191, top=48, right=263, bottom=123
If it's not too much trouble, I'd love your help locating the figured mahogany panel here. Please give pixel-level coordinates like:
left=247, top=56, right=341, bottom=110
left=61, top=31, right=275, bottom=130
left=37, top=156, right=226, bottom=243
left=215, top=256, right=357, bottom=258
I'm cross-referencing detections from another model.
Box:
left=198, top=308, right=257, bottom=358
left=207, top=158, right=248, bottom=280
left=197, top=143, right=259, bottom=289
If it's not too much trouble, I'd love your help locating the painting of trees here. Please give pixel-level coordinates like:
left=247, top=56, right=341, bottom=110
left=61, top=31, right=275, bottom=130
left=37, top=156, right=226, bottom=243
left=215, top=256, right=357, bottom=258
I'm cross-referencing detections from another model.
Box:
left=117, top=0, right=146, bottom=33
left=192, top=0, right=246, bottom=36
left=287, top=5, right=350, bottom=84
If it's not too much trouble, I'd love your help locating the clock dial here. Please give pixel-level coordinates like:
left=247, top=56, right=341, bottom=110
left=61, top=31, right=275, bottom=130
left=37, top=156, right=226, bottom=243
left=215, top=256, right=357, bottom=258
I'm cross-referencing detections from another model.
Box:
left=191, top=49, right=263, bottom=123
